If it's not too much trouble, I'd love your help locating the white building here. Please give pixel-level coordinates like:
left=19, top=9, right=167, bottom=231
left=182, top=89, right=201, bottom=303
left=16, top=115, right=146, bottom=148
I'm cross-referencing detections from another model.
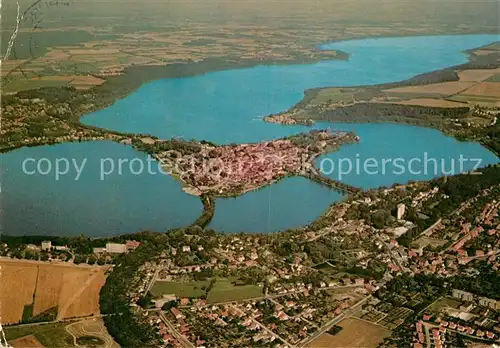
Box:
left=392, top=226, right=408, bottom=237
left=41, top=241, right=52, bottom=251
left=478, top=297, right=500, bottom=310
left=452, top=289, right=474, bottom=302
left=397, top=203, right=406, bottom=220
left=105, top=243, right=127, bottom=254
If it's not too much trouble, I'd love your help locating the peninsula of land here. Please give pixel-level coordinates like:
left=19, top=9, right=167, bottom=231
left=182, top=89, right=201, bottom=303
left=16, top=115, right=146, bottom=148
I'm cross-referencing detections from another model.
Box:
left=264, top=42, right=500, bottom=154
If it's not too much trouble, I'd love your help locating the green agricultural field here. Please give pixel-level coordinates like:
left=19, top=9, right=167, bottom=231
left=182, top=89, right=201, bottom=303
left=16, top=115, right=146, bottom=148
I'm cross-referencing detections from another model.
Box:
left=5, top=322, right=74, bottom=347
left=207, top=278, right=263, bottom=303
left=77, top=335, right=105, bottom=346
left=151, top=280, right=210, bottom=298
left=480, top=42, right=500, bottom=51
left=57, top=61, right=101, bottom=75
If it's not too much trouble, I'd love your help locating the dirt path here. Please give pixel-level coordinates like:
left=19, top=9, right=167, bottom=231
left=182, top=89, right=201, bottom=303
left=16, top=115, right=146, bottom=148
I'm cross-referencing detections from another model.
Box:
left=65, top=323, right=78, bottom=347
left=66, top=319, right=119, bottom=348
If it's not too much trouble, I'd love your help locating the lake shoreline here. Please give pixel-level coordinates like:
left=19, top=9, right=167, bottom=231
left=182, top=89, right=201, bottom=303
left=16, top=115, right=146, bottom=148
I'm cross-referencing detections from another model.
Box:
left=137, top=129, right=360, bottom=198
left=2, top=34, right=499, bottom=237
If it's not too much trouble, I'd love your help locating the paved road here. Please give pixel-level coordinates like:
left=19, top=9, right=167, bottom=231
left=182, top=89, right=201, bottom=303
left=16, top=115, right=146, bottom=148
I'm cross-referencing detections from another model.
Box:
left=3, top=314, right=112, bottom=329
left=0, top=256, right=106, bottom=269
left=145, top=267, right=160, bottom=294
left=176, top=284, right=365, bottom=308
left=375, top=235, right=404, bottom=270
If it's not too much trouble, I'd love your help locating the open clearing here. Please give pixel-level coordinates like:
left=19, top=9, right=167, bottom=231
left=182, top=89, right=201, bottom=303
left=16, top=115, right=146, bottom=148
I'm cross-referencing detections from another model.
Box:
left=450, top=94, right=500, bottom=106
left=151, top=277, right=263, bottom=303
left=413, top=236, right=448, bottom=249
left=426, top=297, right=462, bottom=314
left=151, top=280, right=210, bottom=298
left=0, top=261, right=38, bottom=324
left=71, top=76, right=106, bottom=90
left=486, top=74, right=500, bottom=82
left=309, top=318, right=391, bottom=348
left=311, top=87, right=362, bottom=104
left=6, top=319, right=118, bottom=348
left=207, top=278, right=263, bottom=303
left=0, top=259, right=106, bottom=324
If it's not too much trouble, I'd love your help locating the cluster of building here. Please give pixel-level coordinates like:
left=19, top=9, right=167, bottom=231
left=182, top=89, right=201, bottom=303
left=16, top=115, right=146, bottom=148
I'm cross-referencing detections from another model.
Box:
left=159, top=139, right=307, bottom=195
left=212, top=235, right=266, bottom=268
left=472, top=105, right=500, bottom=126
left=414, top=302, right=499, bottom=347
left=405, top=186, right=500, bottom=278
left=452, top=290, right=500, bottom=311
left=160, top=288, right=364, bottom=347
left=93, top=240, right=141, bottom=254
left=449, top=200, right=499, bottom=255
left=414, top=319, right=447, bottom=348
left=415, top=305, right=499, bottom=348
left=0, top=241, right=72, bottom=262
left=0, top=97, right=133, bottom=151
left=0, top=239, right=141, bottom=265
left=116, top=179, right=500, bottom=347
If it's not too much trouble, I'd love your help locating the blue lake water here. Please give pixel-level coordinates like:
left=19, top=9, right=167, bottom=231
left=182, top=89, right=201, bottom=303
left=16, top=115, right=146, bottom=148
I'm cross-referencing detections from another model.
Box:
left=83, top=34, right=499, bottom=143
left=0, top=142, right=202, bottom=237
left=2, top=34, right=499, bottom=236
left=209, top=176, right=345, bottom=233
left=315, top=123, right=499, bottom=189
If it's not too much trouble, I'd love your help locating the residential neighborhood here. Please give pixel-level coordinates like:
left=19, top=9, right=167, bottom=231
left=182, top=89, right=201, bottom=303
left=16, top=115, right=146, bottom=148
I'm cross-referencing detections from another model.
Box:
left=100, top=170, right=500, bottom=347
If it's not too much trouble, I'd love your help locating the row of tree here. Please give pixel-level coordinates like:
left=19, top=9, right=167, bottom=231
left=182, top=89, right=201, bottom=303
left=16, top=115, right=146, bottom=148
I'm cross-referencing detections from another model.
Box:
left=100, top=233, right=170, bottom=346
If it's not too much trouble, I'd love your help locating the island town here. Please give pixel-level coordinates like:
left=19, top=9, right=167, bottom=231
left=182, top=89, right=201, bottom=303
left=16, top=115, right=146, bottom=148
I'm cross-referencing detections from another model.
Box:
left=147, top=129, right=359, bottom=196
